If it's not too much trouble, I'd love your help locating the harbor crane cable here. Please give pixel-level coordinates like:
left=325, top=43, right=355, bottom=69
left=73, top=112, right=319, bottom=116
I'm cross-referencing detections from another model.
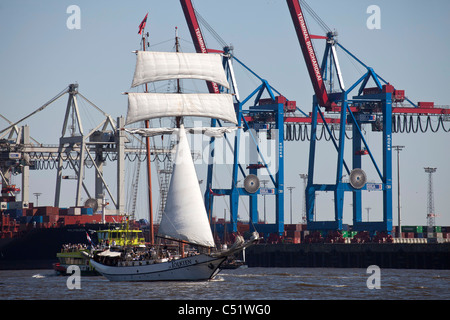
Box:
left=0, top=85, right=69, bottom=135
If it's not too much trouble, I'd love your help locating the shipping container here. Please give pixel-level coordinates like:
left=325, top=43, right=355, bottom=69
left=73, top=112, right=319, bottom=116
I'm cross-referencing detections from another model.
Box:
left=363, top=87, right=381, bottom=95
left=402, top=226, right=423, bottom=233
left=393, top=90, right=405, bottom=102
left=285, top=100, right=297, bottom=112
left=382, top=84, right=395, bottom=93
left=418, top=101, right=434, bottom=108
left=5, top=208, right=23, bottom=219
left=31, top=216, right=43, bottom=223
left=36, top=206, right=59, bottom=216
left=81, top=207, right=93, bottom=215
left=68, top=207, right=81, bottom=216
left=284, top=224, right=304, bottom=231
left=237, top=223, right=249, bottom=233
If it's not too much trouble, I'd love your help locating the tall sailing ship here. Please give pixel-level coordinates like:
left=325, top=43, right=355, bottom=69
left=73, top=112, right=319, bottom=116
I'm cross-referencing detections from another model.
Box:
left=90, top=35, right=258, bottom=281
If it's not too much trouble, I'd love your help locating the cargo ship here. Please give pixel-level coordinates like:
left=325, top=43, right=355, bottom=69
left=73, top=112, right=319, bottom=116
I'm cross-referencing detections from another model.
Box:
left=0, top=199, right=144, bottom=270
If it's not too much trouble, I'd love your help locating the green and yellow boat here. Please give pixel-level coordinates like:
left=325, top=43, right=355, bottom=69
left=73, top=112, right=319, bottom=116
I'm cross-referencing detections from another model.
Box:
left=53, top=228, right=145, bottom=276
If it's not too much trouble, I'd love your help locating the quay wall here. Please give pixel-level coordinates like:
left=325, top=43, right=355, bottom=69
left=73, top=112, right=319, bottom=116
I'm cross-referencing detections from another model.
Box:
left=246, top=243, right=450, bottom=269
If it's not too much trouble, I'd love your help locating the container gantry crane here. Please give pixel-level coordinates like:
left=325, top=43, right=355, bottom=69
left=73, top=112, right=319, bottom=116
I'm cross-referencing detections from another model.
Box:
left=180, top=0, right=297, bottom=236
left=287, top=0, right=449, bottom=235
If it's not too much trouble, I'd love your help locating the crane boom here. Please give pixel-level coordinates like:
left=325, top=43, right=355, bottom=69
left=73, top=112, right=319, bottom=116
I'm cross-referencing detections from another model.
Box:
left=180, top=0, right=221, bottom=94
left=286, top=0, right=331, bottom=108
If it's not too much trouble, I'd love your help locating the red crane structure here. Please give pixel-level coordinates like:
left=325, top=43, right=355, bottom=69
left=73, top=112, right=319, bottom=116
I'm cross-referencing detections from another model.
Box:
left=286, top=0, right=332, bottom=109
left=180, top=0, right=221, bottom=95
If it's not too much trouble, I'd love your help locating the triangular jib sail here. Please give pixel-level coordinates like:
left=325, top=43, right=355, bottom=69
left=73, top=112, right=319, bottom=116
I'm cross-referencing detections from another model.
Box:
left=157, top=125, right=215, bottom=248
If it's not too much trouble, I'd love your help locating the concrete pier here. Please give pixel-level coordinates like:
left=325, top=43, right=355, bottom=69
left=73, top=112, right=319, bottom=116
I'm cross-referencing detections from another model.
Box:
left=246, top=243, right=450, bottom=269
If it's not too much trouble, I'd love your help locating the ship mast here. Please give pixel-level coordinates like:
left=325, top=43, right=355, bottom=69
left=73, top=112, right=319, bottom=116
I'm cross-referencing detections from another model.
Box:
left=141, top=26, right=154, bottom=245
left=175, top=27, right=183, bottom=129
left=174, top=26, right=184, bottom=257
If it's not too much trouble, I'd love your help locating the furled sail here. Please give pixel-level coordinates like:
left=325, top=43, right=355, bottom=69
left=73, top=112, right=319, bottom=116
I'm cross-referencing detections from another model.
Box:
left=126, top=93, right=237, bottom=125
left=157, top=125, right=215, bottom=248
left=131, top=51, right=230, bottom=89
left=125, top=127, right=236, bottom=137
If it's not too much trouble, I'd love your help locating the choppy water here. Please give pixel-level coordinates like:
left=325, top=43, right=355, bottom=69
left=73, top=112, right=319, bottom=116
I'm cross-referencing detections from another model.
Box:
left=0, top=267, right=449, bottom=300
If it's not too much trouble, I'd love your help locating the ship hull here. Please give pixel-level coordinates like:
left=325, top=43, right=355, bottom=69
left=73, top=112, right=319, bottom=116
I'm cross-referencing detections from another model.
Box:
left=0, top=223, right=125, bottom=270
left=90, top=254, right=226, bottom=281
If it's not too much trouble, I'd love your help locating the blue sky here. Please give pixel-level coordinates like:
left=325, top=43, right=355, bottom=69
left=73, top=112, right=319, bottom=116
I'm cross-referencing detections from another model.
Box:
left=1, top=0, right=449, bottom=227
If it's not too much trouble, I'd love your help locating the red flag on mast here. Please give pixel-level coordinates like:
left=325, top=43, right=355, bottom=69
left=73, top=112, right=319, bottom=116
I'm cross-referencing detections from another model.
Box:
left=138, top=13, right=148, bottom=35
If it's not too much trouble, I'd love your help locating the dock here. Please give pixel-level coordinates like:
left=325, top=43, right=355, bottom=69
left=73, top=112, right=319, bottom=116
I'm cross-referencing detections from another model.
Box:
left=246, top=243, right=450, bottom=269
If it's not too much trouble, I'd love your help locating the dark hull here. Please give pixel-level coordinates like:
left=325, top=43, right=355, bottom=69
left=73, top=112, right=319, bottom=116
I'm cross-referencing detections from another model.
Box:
left=246, top=243, right=450, bottom=269
left=0, top=223, right=121, bottom=270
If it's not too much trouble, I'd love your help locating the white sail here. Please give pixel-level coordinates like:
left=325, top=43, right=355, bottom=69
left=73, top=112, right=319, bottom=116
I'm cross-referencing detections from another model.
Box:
left=126, top=93, right=237, bottom=125
left=157, top=125, right=215, bottom=248
left=125, top=127, right=236, bottom=137
left=132, top=51, right=230, bottom=89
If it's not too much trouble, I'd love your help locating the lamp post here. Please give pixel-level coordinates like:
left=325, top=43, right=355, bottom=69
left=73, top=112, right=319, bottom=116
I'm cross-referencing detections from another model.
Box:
left=33, top=192, right=42, bottom=207
left=393, top=145, right=405, bottom=238
left=287, top=186, right=295, bottom=224
left=261, top=179, right=269, bottom=223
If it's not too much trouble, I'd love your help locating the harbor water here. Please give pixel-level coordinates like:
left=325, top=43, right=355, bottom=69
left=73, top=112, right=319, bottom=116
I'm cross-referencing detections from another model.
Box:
left=1, top=267, right=449, bottom=300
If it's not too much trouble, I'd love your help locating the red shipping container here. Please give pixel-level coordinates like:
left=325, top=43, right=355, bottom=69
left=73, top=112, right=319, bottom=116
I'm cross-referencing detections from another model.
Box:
left=285, top=100, right=297, bottom=112
left=284, top=224, right=296, bottom=231
left=393, top=90, right=405, bottom=102
left=363, top=87, right=381, bottom=95
left=275, top=95, right=287, bottom=104
left=258, top=98, right=274, bottom=106
left=237, top=223, right=250, bottom=233
left=382, top=84, right=395, bottom=93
